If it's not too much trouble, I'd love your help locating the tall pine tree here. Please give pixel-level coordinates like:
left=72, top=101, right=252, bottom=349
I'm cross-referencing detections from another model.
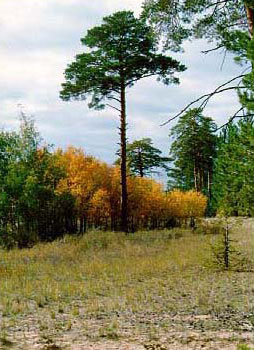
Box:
left=168, top=109, right=217, bottom=197
left=60, top=11, right=185, bottom=232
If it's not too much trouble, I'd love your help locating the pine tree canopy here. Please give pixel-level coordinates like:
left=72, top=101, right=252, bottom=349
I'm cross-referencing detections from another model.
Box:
left=60, top=10, right=186, bottom=109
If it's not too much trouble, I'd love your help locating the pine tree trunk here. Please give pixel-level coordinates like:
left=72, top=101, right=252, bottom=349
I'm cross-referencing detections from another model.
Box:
left=208, top=167, right=212, bottom=200
left=194, top=163, right=198, bottom=191
left=224, top=224, right=230, bottom=269
left=120, top=81, right=128, bottom=233
left=138, top=149, right=144, bottom=177
left=246, top=4, right=254, bottom=38
left=199, top=167, right=203, bottom=192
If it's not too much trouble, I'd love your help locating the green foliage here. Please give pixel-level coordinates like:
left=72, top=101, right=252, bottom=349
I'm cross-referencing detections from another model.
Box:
left=116, top=138, right=171, bottom=177
left=0, top=117, right=76, bottom=249
left=168, top=108, right=217, bottom=196
left=212, top=118, right=254, bottom=216
left=142, top=0, right=249, bottom=53
left=237, top=345, right=253, bottom=350
left=239, top=38, right=254, bottom=113
left=60, top=10, right=185, bottom=108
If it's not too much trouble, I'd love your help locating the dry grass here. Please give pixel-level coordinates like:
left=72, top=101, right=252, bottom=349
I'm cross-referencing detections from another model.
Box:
left=0, top=221, right=253, bottom=349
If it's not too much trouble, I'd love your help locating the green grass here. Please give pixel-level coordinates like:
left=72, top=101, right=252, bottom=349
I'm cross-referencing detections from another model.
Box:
left=238, top=345, right=254, bottom=350
left=0, top=223, right=253, bottom=348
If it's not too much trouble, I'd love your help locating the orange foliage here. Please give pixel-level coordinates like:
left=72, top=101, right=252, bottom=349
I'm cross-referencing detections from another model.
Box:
left=88, top=189, right=111, bottom=227
left=56, top=146, right=207, bottom=231
left=57, top=147, right=110, bottom=217
left=165, top=190, right=207, bottom=219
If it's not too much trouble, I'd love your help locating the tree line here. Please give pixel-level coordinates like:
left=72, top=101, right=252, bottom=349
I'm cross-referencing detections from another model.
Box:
left=168, top=109, right=254, bottom=217
left=2, top=1, right=254, bottom=246
left=2, top=109, right=254, bottom=249
left=0, top=116, right=206, bottom=249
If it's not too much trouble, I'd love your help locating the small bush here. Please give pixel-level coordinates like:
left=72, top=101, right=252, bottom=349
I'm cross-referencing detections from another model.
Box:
left=237, top=344, right=253, bottom=350
left=208, top=220, right=251, bottom=271
left=0, top=228, right=39, bottom=250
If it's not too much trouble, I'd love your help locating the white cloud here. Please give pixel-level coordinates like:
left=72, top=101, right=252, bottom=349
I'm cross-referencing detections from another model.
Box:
left=0, top=0, right=245, bottom=168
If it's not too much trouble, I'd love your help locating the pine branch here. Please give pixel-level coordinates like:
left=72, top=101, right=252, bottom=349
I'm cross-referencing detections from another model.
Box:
left=216, top=110, right=254, bottom=131
left=216, top=107, right=244, bottom=130
left=201, top=45, right=224, bottom=54
left=106, top=104, right=121, bottom=113
left=161, top=74, right=246, bottom=126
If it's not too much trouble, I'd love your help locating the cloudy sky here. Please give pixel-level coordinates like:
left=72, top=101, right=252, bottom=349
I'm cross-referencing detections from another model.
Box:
left=0, top=0, right=243, bottom=180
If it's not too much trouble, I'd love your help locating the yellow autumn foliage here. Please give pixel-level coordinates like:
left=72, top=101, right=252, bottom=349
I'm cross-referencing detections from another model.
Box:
left=165, top=190, right=207, bottom=219
left=56, top=146, right=207, bottom=230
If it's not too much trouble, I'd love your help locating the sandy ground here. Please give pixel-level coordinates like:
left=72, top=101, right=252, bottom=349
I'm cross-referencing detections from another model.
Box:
left=4, top=313, right=254, bottom=350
